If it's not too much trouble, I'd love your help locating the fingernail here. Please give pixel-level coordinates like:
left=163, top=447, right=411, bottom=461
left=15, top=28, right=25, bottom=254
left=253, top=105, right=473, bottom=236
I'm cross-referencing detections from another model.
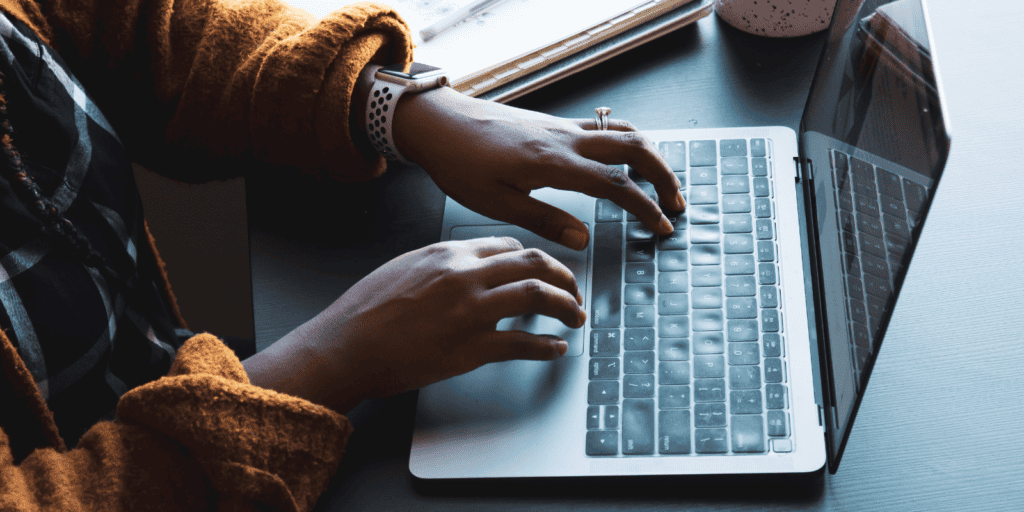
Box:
left=674, top=192, right=686, bottom=211
left=561, top=227, right=589, bottom=250
left=659, top=214, right=673, bottom=234
left=576, top=290, right=584, bottom=305
left=578, top=309, right=587, bottom=327
left=554, top=340, right=568, bottom=357
left=674, top=175, right=682, bottom=189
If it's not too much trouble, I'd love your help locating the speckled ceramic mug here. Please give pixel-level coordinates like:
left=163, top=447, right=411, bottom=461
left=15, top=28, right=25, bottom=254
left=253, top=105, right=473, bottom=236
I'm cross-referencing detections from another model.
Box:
left=714, top=0, right=837, bottom=37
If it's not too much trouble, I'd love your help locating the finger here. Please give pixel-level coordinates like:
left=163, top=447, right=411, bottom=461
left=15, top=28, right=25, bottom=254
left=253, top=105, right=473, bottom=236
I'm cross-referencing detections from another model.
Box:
left=445, top=235, right=525, bottom=258
left=577, top=130, right=686, bottom=213
left=476, top=330, right=568, bottom=363
left=479, top=278, right=586, bottom=329
left=476, top=247, right=582, bottom=305
left=536, top=155, right=674, bottom=237
left=467, top=189, right=592, bottom=251
left=571, top=117, right=638, bottom=132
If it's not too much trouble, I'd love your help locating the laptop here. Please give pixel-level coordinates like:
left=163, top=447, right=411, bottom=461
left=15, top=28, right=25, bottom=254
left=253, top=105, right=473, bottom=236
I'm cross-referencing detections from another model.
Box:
left=410, top=0, right=951, bottom=478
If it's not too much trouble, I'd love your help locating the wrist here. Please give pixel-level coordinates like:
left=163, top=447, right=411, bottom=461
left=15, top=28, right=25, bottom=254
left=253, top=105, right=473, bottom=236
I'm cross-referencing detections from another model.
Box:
left=392, top=86, right=466, bottom=166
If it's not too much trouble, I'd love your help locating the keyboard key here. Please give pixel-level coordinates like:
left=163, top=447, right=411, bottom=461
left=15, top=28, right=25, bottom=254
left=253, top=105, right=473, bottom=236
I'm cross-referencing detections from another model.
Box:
left=627, top=222, right=655, bottom=241
left=762, top=333, right=782, bottom=357
left=724, top=234, right=754, bottom=254
left=692, top=266, right=722, bottom=287
left=730, top=390, right=763, bottom=414
left=721, top=157, right=748, bottom=175
left=659, top=385, right=690, bottom=409
left=695, top=428, right=728, bottom=453
left=755, top=219, right=773, bottom=240
left=694, top=403, right=727, bottom=427
left=832, top=150, right=849, bottom=172
left=760, top=285, right=779, bottom=308
left=728, top=342, right=760, bottom=365
left=658, top=231, right=688, bottom=250
left=676, top=172, right=686, bottom=190
left=884, top=214, right=910, bottom=241
left=588, top=381, right=619, bottom=405
left=659, top=361, right=691, bottom=385
left=658, top=250, right=688, bottom=271
left=658, top=293, right=689, bottom=315
left=694, top=378, right=726, bottom=402
left=691, top=244, right=722, bottom=265
left=586, top=430, right=619, bottom=455
left=690, top=225, right=721, bottom=244
left=691, top=288, right=723, bottom=309
left=595, top=199, right=623, bottom=222
left=622, top=397, right=655, bottom=454
left=626, top=241, right=655, bottom=262
left=658, top=338, right=689, bottom=361
left=726, top=297, right=758, bottom=319
left=857, top=214, right=883, bottom=239
left=723, top=214, right=753, bottom=233
left=728, top=365, right=761, bottom=389
left=691, top=167, right=718, bottom=185
left=591, top=223, right=623, bottom=328
left=766, top=383, right=787, bottom=409
left=587, top=406, right=601, bottom=429
left=875, top=168, right=902, bottom=199
left=658, top=316, right=690, bottom=338
left=724, top=254, right=755, bottom=275
left=720, top=139, right=747, bottom=157
left=624, top=375, right=655, bottom=398
left=658, top=271, right=689, bottom=292
left=659, top=141, right=687, bottom=171
left=637, top=182, right=658, bottom=202
left=689, top=205, right=721, bottom=224
left=694, top=355, right=725, bottom=378
left=625, top=351, right=656, bottom=374
left=725, top=275, right=757, bottom=296
left=625, top=305, right=655, bottom=327
left=692, top=332, right=725, bottom=354
left=624, top=328, right=655, bottom=350
left=590, top=329, right=621, bottom=356
left=624, top=284, right=655, bottom=305
left=751, top=157, right=768, bottom=175
left=768, top=410, right=789, bottom=437
left=690, top=186, right=719, bottom=205
left=903, top=179, right=927, bottom=212
left=726, top=320, right=758, bottom=341
left=764, top=358, right=784, bottom=383
left=722, top=175, right=750, bottom=194
left=589, top=357, right=620, bottom=380
left=855, top=192, right=881, bottom=217
left=753, top=177, right=770, bottom=197
left=659, top=410, right=692, bottom=454
left=689, top=140, right=716, bottom=167
left=722, top=194, right=752, bottom=213
left=861, top=253, right=890, bottom=281
left=863, top=273, right=891, bottom=298
left=605, top=405, right=619, bottom=428
left=625, top=262, right=655, bottom=283
left=758, top=263, right=777, bottom=285
left=761, top=309, right=780, bottom=332
left=880, top=195, right=905, bottom=218
left=753, top=198, right=772, bottom=220
left=859, top=233, right=886, bottom=259
left=757, top=241, right=774, bottom=262
left=731, top=415, right=765, bottom=453
left=693, top=311, right=724, bottom=331
left=750, top=139, right=766, bottom=157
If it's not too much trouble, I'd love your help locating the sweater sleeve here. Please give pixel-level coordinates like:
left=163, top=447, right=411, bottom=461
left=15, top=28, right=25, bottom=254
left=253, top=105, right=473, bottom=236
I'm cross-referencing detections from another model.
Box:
left=0, top=0, right=414, bottom=184
left=0, top=333, right=352, bottom=512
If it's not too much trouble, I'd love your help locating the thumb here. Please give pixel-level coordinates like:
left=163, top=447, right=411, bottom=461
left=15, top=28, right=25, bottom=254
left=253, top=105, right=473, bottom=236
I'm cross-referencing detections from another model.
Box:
left=477, top=330, right=569, bottom=363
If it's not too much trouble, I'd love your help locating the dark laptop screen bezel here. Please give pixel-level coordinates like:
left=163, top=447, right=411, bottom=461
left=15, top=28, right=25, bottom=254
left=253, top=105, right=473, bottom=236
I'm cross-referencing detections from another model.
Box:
left=797, top=0, right=952, bottom=472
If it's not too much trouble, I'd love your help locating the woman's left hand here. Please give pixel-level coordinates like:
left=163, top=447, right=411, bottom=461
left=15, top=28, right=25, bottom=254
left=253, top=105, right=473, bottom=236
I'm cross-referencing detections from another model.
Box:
left=392, top=87, right=686, bottom=251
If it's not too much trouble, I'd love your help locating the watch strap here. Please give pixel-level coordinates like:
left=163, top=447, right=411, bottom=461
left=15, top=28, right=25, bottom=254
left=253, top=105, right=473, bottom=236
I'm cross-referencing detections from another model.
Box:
left=365, top=79, right=413, bottom=165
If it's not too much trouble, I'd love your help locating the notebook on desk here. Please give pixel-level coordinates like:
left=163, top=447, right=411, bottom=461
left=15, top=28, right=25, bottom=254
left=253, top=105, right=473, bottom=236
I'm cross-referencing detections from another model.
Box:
left=410, top=0, right=951, bottom=479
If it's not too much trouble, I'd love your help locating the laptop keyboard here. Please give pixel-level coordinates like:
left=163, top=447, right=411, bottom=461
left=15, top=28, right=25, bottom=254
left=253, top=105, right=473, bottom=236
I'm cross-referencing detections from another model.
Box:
left=586, top=138, right=792, bottom=457
left=831, top=150, right=927, bottom=379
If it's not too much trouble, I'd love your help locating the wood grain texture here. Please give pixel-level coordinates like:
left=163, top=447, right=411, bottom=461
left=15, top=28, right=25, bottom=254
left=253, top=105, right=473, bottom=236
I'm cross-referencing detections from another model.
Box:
left=247, top=1, right=1024, bottom=510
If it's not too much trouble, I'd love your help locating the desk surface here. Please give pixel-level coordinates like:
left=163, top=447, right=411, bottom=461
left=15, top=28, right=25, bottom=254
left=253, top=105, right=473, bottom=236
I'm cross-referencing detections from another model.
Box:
left=246, top=2, right=1024, bottom=510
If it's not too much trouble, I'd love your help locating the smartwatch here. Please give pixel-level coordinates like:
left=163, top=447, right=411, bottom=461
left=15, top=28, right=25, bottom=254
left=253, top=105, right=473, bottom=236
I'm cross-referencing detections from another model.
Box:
left=365, top=62, right=449, bottom=165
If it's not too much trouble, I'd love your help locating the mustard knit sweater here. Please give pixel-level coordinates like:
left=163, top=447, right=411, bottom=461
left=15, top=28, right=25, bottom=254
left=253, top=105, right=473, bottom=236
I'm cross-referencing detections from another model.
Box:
left=0, top=0, right=413, bottom=510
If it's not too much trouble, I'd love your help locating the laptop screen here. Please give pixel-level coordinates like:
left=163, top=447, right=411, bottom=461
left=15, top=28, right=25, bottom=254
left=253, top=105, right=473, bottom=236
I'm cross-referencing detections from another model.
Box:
left=798, top=0, right=950, bottom=469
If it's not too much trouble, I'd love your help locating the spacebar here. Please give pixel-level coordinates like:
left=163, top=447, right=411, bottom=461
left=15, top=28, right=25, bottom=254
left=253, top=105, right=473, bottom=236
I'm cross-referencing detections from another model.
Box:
left=591, top=222, right=623, bottom=328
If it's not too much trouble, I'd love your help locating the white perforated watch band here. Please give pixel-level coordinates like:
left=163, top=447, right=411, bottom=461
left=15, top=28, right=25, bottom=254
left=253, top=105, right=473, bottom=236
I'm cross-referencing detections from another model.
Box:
left=365, top=80, right=412, bottom=165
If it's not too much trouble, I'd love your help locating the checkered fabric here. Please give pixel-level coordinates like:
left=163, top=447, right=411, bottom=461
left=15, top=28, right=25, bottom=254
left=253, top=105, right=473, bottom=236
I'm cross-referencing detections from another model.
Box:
left=0, top=12, right=184, bottom=447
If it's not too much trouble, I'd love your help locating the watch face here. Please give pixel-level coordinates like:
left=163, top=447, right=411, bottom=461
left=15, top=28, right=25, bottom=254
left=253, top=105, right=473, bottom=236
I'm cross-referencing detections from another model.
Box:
left=379, top=62, right=444, bottom=79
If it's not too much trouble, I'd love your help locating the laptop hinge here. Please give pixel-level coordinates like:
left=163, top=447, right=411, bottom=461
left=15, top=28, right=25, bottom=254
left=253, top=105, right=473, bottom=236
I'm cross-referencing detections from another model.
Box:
left=794, top=157, right=802, bottom=183
left=795, top=157, right=814, bottom=183
left=817, top=404, right=825, bottom=429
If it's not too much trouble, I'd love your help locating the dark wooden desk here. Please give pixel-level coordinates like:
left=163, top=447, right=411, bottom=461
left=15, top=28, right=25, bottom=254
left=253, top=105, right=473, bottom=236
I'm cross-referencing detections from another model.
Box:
left=247, top=3, right=1024, bottom=510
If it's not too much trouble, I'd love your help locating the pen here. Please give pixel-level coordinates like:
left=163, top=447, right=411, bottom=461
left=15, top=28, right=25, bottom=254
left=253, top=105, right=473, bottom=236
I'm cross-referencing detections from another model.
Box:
left=420, top=0, right=509, bottom=42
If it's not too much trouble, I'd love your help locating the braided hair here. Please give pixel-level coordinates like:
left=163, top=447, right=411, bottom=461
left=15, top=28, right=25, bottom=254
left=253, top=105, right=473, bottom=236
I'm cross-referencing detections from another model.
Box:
left=0, top=70, right=150, bottom=320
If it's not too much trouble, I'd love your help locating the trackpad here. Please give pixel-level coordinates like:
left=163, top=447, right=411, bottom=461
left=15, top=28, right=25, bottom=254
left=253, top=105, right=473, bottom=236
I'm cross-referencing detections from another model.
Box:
left=449, top=224, right=589, bottom=356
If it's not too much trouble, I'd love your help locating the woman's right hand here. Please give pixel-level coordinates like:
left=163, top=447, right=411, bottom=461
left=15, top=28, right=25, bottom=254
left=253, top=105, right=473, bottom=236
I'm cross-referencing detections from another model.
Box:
left=244, top=236, right=585, bottom=414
